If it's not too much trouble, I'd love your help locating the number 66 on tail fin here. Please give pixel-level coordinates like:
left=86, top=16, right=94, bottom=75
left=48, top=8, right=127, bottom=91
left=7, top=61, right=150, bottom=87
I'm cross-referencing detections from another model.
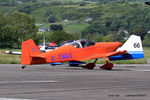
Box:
left=109, top=35, right=144, bottom=61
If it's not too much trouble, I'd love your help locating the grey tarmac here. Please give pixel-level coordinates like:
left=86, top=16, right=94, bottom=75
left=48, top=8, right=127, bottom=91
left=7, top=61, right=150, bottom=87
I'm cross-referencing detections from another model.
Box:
left=0, top=64, right=150, bottom=100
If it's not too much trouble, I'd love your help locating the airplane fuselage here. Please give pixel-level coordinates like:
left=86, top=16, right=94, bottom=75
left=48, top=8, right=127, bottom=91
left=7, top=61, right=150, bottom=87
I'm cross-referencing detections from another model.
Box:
left=34, top=42, right=122, bottom=64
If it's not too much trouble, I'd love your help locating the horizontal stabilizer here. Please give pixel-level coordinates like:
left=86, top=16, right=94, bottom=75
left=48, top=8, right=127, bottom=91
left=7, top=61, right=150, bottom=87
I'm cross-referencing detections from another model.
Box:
left=109, top=52, right=144, bottom=61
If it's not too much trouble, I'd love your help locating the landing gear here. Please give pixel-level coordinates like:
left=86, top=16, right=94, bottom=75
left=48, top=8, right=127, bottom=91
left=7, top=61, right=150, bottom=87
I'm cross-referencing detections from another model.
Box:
left=100, top=58, right=114, bottom=70
left=80, top=58, right=114, bottom=70
left=100, top=63, right=113, bottom=70
left=82, top=59, right=97, bottom=69
left=21, top=65, right=26, bottom=69
left=82, top=63, right=96, bottom=69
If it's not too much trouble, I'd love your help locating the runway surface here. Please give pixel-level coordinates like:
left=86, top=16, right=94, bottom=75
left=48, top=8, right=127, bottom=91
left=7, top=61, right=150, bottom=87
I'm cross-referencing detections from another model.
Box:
left=0, top=64, right=150, bottom=100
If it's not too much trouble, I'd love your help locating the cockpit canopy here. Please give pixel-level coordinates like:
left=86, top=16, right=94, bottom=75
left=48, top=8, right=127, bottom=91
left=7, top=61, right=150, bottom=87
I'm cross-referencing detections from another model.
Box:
left=71, top=39, right=95, bottom=48
left=59, top=40, right=74, bottom=47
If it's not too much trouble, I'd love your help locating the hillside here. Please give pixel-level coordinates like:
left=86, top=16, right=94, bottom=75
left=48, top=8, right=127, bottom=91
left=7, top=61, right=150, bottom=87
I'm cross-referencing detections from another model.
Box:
left=0, top=0, right=150, bottom=47
left=0, top=0, right=147, bottom=23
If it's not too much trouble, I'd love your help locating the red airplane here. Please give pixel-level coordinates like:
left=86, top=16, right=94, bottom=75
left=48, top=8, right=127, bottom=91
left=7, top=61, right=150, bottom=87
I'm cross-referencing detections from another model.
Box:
left=21, top=35, right=144, bottom=70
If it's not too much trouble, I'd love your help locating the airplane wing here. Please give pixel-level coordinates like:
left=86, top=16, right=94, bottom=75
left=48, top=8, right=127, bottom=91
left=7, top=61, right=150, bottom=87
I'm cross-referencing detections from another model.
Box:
left=4, top=51, right=21, bottom=55
left=82, top=50, right=127, bottom=60
left=105, top=50, right=127, bottom=57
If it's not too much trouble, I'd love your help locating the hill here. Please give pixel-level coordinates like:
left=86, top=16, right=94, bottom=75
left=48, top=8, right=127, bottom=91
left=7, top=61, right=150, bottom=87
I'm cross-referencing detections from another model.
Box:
left=0, top=0, right=150, bottom=47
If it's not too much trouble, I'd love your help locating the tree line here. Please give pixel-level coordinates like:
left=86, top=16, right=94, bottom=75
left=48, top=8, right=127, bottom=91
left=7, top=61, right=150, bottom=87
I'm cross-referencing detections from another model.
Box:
left=0, top=12, right=76, bottom=48
left=0, top=1, right=150, bottom=48
left=0, top=12, right=37, bottom=48
left=81, top=2, right=150, bottom=46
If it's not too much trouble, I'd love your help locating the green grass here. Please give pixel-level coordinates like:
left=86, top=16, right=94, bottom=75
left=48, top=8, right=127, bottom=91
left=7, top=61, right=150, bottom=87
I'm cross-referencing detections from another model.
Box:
left=60, top=3, right=98, bottom=9
left=143, top=47, right=150, bottom=58
left=38, top=0, right=83, bottom=2
left=0, top=49, right=20, bottom=64
left=63, top=22, right=89, bottom=34
left=0, top=6, right=17, bottom=13
left=38, top=21, right=89, bottom=34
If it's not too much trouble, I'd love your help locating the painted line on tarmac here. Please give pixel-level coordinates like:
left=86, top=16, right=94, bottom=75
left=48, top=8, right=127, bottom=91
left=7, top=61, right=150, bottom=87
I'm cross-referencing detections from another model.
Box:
left=0, top=80, right=60, bottom=84
left=0, top=98, right=34, bottom=100
left=134, top=69, right=150, bottom=72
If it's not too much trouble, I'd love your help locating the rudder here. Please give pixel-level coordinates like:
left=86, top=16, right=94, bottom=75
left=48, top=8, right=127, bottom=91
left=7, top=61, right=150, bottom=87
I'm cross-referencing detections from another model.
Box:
left=109, top=35, right=144, bottom=61
left=21, top=39, right=41, bottom=65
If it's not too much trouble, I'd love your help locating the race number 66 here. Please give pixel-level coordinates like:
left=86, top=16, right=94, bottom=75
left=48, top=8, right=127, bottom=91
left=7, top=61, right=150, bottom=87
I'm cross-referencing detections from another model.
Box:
left=133, top=43, right=140, bottom=48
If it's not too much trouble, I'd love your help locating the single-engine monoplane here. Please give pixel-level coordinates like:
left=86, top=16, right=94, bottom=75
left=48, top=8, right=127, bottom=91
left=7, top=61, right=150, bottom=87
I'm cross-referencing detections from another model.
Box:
left=21, top=35, right=144, bottom=70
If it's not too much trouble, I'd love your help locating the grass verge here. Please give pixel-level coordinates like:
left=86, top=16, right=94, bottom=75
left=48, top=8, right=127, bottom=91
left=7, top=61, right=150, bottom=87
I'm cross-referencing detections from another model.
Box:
left=0, top=49, right=20, bottom=64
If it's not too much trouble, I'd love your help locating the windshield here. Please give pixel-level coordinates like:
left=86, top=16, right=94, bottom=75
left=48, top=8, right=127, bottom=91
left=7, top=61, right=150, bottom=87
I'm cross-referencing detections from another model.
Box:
left=71, top=41, right=82, bottom=48
left=71, top=39, right=95, bottom=48
left=59, top=40, right=74, bottom=47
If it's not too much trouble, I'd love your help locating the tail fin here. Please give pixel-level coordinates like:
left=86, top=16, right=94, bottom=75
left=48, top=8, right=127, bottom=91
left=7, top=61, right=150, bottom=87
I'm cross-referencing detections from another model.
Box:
left=109, top=35, right=144, bottom=61
left=21, top=39, right=41, bottom=65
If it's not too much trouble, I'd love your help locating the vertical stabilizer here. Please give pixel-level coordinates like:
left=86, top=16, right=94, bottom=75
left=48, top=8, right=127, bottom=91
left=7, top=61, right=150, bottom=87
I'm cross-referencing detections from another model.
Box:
left=117, top=35, right=143, bottom=52
left=109, top=35, right=144, bottom=61
left=21, top=39, right=41, bottom=65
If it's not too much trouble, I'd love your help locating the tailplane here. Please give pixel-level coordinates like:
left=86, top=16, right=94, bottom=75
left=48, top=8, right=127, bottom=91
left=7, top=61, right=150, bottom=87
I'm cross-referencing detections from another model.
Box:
left=109, top=35, right=144, bottom=61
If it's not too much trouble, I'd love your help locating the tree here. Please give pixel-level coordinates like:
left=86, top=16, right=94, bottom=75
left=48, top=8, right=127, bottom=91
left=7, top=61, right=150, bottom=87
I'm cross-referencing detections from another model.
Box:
left=0, top=12, right=37, bottom=48
left=11, top=12, right=37, bottom=47
left=46, top=31, right=75, bottom=44
left=0, top=13, right=16, bottom=48
left=131, top=26, right=146, bottom=40
left=45, top=10, right=53, bottom=16
left=50, top=1, right=61, bottom=6
left=103, top=34, right=113, bottom=42
left=143, top=35, right=150, bottom=46
left=48, top=15, right=56, bottom=23
left=18, top=5, right=32, bottom=14
left=22, top=0, right=37, bottom=2
left=80, top=2, right=86, bottom=6
left=50, top=24, right=63, bottom=31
